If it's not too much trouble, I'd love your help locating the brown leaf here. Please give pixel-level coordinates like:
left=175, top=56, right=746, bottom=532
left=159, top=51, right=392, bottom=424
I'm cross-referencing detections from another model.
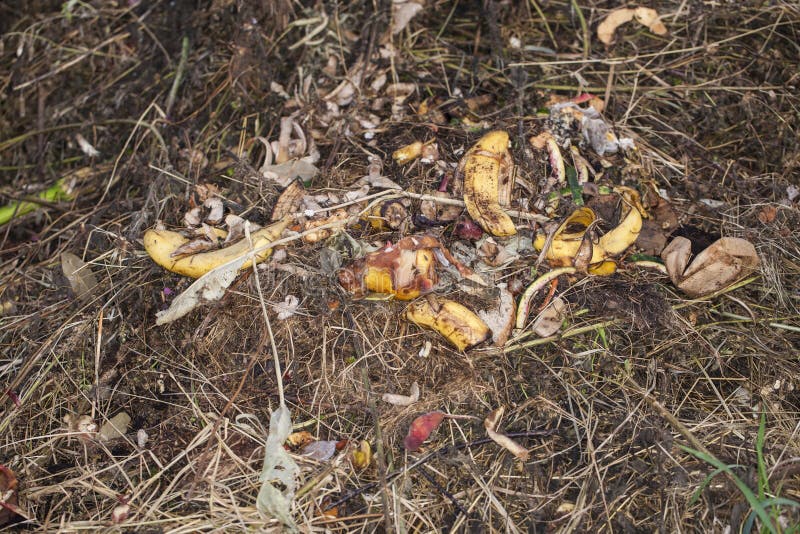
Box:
left=403, top=411, right=445, bottom=451
left=757, top=205, right=777, bottom=224
left=532, top=297, right=567, bottom=338
left=661, top=237, right=760, bottom=297
left=271, top=180, right=305, bottom=222
left=61, top=252, right=98, bottom=302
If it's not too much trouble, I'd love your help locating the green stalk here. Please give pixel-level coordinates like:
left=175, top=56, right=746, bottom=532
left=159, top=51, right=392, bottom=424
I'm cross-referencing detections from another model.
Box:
left=0, top=179, right=73, bottom=226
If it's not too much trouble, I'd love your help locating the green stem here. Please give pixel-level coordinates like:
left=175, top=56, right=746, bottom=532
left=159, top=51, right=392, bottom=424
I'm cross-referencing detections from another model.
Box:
left=0, top=179, right=73, bottom=226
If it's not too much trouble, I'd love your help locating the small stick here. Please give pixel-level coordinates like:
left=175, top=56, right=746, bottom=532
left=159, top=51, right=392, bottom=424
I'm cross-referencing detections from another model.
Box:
left=165, top=36, right=190, bottom=117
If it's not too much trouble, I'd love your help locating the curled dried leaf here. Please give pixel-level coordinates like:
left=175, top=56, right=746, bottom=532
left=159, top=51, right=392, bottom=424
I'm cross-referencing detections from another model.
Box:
left=661, top=237, right=760, bottom=297
left=597, top=7, right=667, bottom=45
left=382, top=382, right=420, bottom=406
left=484, top=407, right=530, bottom=461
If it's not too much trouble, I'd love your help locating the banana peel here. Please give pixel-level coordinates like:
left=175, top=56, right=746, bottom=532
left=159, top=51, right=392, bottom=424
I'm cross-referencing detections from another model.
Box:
left=143, top=217, right=290, bottom=278
left=338, top=235, right=480, bottom=301
left=405, top=296, right=490, bottom=351
left=534, top=187, right=644, bottom=274
left=462, top=131, right=517, bottom=237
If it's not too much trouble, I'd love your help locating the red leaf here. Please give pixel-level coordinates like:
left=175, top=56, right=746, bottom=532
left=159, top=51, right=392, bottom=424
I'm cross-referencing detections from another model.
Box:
left=403, top=411, right=445, bottom=451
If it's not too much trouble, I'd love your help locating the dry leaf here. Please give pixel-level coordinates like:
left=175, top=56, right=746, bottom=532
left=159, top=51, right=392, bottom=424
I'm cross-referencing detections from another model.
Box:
left=61, top=252, right=98, bottom=302
left=757, top=205, right=777, bottom=224
left=273, top=295, right=300, bottom=320
left=403, top=411, right=445, bottom=451
left=392, top=1, right=424, bottom=35
left=478, top=284, right=516, bottom=346
left=382, top=382, right=420, bottom=406
left=484, top=407, right=530, bottom=461
left=155, top=238, right=251, bottom=325
left=257, top=402, right=299, bottom=530
left=597, top=7, right=667, bottom=45
left=99, top=412, right=131, bottom=441
left=271, top=180, right=305, bottom=221
left=532, top=297, right=567, bottom=338
left=300, top=440, right=338, bottom=461
left=661, top=237, right=760, bottom=297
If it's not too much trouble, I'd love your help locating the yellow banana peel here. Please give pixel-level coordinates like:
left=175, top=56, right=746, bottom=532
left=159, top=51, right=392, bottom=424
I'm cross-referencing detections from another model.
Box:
left=515, top=267, right=576, bottom=329
left=143, top=217, right=290, bottom=278
left=405, top=297, right=491, bottom=351
left=462, top=131, right=517, bottom=237
left=393, top=141, right=424, bottom=164
left=533, top=187, right=644, bottom=274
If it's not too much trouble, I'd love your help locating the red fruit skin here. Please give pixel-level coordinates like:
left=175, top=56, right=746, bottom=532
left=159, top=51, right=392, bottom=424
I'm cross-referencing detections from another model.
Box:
left=403, top=411, right=446, bottom=451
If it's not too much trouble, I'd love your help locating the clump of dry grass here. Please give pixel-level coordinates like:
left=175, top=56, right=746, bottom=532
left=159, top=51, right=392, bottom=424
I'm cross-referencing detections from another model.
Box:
left=1, top=1, right=799, bottom=532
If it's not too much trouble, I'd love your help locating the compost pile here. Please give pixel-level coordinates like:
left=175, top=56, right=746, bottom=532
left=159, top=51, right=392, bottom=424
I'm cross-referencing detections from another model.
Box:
left=1, top=1, right=799, bottom=532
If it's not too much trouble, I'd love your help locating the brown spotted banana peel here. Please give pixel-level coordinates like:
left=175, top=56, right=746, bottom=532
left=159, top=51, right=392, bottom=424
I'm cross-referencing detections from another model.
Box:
left=533, top=187, right=644, bottom=273
left=404, top=297, right=491, bottom=351
left=462, top=131, right=517, bottom=237
left=143, top=217, right=291, bottom=278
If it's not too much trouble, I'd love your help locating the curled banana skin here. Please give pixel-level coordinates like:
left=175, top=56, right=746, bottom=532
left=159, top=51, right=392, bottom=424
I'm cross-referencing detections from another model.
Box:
left=143, top=216, right=291, bottom=278
left=404, top=297, right=491, bottom=351
left=462, top=131, right=517, bottom=237
left=533, top=187, right=644, bottom=271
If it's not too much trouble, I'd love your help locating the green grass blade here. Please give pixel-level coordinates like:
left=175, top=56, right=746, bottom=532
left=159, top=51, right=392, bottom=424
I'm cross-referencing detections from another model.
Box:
left=680, top=444, right=777, bottom=534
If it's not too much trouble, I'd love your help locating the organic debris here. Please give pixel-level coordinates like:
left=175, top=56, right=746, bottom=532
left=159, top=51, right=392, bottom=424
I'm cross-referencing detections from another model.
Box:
left=462, top=131, right=517, bottom=236
left=597, top=7, right=668, bottom=45
left=484, top=407, right=530, bottom=461
left=337, top=235, right=479, bottom=300
left=404, top=296, right=491, bottom=351
left=382, top=381, right=420, bottom=406
left=99, top=412, right=131, bottom=441
left=61, top=252, right=98, bottom=302
left=403, top=411, right=446, bottom=451
left=662, top=237, right=760, bottom=297
left=3, top=2, right=798, bottom=532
